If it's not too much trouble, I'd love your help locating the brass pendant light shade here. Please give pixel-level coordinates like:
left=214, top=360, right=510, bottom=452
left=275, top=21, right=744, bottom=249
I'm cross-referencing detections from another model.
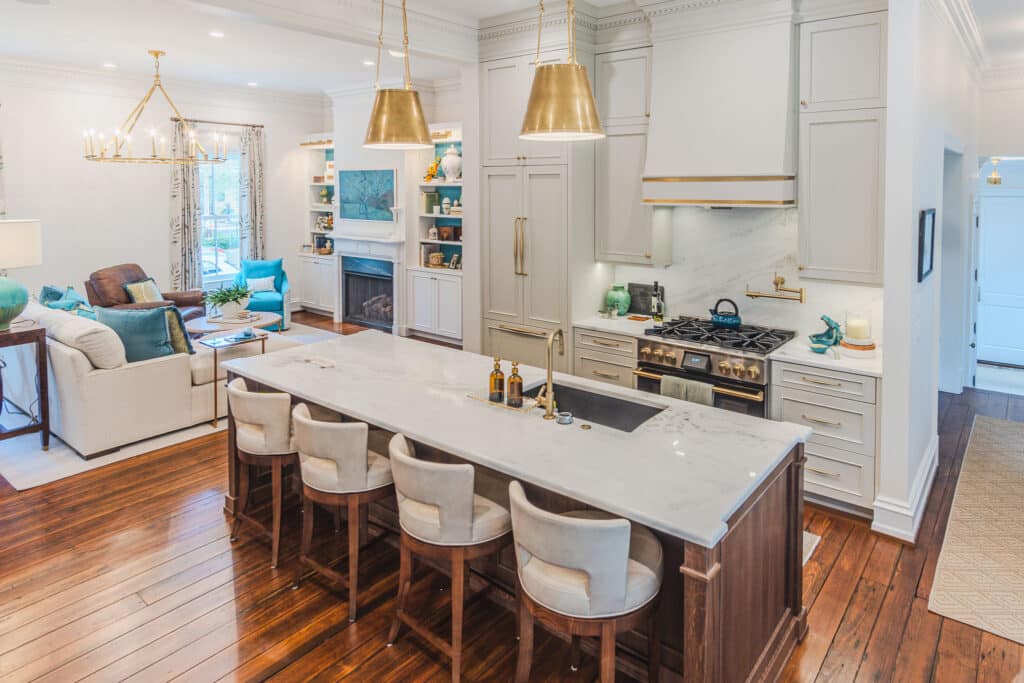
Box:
left=520, top=0, right=604, bottom=142
left=363, top=0, right=432, bottom=150
left=987, top=157, right=1002, bottom=185
left=364, top=88, right=432, bottom=150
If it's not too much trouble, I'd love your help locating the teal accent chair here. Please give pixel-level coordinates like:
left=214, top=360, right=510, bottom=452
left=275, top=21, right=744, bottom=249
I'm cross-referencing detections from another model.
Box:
left=234, top=258, right=290, bottom=330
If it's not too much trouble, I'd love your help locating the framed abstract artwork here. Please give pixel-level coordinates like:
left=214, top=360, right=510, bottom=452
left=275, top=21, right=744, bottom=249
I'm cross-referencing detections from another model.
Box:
left=338, top=169, right=396, bottom=222
left=918, top=208, right=936, bottom=282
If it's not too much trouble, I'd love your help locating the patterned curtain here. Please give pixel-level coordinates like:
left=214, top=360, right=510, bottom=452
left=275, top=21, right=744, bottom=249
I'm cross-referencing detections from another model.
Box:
left=0, top=105, right=6, bottom=218
left=239, top=126, right=266, bottom=260
left=169, top=120, right=203, bottom=290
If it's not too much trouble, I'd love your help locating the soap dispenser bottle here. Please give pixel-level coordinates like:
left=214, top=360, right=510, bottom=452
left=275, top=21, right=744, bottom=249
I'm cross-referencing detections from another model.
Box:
left=488, top=357, right=505, bottom=403
left=507, top=361, right=523, bottom=408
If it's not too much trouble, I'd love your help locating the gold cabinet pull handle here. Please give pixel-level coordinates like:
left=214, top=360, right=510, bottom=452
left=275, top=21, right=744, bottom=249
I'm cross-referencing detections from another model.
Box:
left=497, top=323, right=547, bottom=338
left=802, top=414, right=842, bottom=427
left=800, top=376, right=842, bottom=387
left=513, top=217, right=522, bottom=275
left=592, top=339, right=621, bottom=348
left=713, top=386, right=765, bottom=402
left=632, top=369, right=662, bottom=380
left=519, top=217, right=528, bottom=276
left=800, top=99, right=808, bottom=107
left=592, top=370, right=621, bottom=380
left=807, top=466, right=840, bottom=478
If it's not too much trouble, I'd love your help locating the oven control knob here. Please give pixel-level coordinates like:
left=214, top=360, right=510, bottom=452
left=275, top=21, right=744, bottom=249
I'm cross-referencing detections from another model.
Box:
left=664, top=351, right=677, bottom=364
left=746, top=366, right=761, bottom=381
left=652, top=349, right=665, bottom=361
left=718, top=360, right=731, bottom=375
left=732, top=362, right=745, bottom=377
left=639, top=346, right=652, bottom=359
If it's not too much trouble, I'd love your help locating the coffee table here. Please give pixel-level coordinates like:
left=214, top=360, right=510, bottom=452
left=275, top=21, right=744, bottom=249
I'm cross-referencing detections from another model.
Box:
left=186, top=312, right=282, bottom=337
left=197, top=332, right=268, bottom=426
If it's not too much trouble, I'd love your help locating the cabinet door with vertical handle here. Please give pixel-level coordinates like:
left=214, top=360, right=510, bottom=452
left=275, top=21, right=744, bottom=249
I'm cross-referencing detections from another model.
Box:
left=482, top=167, right=525, bottom=323
left=521, top=166, right=568, bottom=329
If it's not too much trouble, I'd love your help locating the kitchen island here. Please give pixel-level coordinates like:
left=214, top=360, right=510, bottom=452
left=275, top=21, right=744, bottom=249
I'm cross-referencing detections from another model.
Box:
left=222, top=331, right=811, bottom=682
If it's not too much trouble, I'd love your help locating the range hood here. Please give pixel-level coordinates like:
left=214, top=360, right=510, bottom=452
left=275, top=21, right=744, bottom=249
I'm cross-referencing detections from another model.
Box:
left=642, top=15, right=797, bottom=208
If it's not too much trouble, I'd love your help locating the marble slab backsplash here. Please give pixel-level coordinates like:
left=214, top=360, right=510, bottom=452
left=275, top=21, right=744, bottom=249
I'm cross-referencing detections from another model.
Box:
left=613, top=207, right=884, bottom=341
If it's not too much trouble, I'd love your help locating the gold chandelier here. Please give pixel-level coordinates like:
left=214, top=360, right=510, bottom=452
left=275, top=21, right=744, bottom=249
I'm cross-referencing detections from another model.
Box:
left=987, top=157, right=1002, bottom=185
left=520, top=0, right=604, bottom=142
left=83, top=50, right=226, bottom=165
left=363, top=0, right=432, bottom=150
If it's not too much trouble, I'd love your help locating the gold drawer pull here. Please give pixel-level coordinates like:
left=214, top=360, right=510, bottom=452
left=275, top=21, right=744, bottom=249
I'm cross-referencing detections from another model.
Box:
left=713, top=386, right=764, bottom=402
left=802, top=414, right=842, bottom=427
left=497, top=324, right=547, bottom=338
left=592, top=339, right=622, bottom=348
left=632, top=369, right=662, bottom=380
left=592, top=370, right=621, bottom=380
left=807, top=467, right=840, bottom=478
left=800, top=376, right=842, bottom=387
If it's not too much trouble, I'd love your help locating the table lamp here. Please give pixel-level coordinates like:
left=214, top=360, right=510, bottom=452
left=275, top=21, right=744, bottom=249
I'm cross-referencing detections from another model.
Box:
left=0, top=219, right=42, bottom=332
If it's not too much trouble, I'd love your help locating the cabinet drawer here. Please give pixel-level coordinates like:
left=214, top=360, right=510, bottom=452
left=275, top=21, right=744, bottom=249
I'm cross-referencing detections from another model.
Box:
left=773, top=386, right=875, bottom=456
left=574, top=350, right=635, bottom=388
left=804, top=442, right=875, bottom=508
left=772, top=361, right=876, bottom=403
left=485, top=320, right=567, bottom=373
left=573, top=329, right=636, bottom=359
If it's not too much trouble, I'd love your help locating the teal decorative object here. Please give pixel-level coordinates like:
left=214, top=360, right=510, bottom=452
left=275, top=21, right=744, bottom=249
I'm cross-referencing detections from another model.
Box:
left=604, top=284, right=631, bottom=315
left=808, top=315, right=843, bottom=354
left=0, top=276, right=29, bottom=332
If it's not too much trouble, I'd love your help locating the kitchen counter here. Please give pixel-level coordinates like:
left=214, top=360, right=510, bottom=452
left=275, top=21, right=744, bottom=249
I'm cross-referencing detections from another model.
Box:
left=222, top=330, right=809, bottom=547
left=770, top=337, right=883, bottom=378
left=573, top=314, right=654, bottom=338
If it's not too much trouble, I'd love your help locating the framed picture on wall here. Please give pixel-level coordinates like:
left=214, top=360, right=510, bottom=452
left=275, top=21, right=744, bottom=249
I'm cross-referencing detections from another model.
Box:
left=918, top=208, right=936, bottom=282
left=338, top=169, right=396, bottom=222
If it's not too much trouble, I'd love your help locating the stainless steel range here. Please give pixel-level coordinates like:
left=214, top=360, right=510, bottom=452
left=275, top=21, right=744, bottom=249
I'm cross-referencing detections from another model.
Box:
left=633, top=317, right=796, bottom=417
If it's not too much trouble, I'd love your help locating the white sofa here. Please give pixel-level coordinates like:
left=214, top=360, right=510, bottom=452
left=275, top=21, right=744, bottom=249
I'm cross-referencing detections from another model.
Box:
left=0, top=302, right=302, bottom=458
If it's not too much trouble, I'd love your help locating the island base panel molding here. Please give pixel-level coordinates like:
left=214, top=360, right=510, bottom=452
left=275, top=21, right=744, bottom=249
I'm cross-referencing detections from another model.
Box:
left=223, top=376, right=806, bottom=682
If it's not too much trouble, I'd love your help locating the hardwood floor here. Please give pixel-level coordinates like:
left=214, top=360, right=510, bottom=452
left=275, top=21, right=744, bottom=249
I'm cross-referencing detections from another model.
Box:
left=1, top=387, right=1021, bottom=681
left=291, top=310, right=462, bottom=349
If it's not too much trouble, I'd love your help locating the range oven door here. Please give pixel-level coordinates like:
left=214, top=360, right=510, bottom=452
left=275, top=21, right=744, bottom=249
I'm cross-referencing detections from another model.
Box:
left=633, top=365, right=767, bottom=418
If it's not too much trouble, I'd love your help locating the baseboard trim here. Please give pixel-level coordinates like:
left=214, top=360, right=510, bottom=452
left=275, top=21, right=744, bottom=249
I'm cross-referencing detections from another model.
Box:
left=871, top=433, right=939, bottom=543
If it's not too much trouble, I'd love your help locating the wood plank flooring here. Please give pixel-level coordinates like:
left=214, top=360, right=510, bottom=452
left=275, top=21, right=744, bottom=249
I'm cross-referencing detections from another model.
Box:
left=2, top=341, right=1022, bottom=680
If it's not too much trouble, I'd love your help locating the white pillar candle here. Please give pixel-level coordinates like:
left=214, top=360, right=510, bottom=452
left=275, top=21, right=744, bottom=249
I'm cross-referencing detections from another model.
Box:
left=846, top=318, right=870, bottom=340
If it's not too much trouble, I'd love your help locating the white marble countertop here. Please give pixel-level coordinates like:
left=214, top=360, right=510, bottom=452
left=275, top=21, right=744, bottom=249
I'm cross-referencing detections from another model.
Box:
left=222, top=331, right=810, bottom=548
left=769, top=338, right=883, bottom=378
left=573, top=315, right=654, bottom=339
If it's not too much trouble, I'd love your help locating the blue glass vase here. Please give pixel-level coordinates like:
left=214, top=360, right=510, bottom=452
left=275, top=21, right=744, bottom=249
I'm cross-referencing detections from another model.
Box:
left=0, top=276, right=29, bottom=332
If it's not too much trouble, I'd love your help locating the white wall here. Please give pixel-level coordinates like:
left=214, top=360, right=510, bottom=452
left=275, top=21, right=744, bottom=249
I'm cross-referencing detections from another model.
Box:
left=614, top=208, right=884, bottom=338
left=980, top=86, right=1024, bottom=156
left=937, top=149, right=970, bottom=394
left=875, top=0, right=979, bottom=542
left=0, top=60, right=329, bottom=297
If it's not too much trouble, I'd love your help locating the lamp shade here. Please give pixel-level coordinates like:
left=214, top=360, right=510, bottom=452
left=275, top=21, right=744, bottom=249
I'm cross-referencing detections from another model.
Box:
left=520, top=63, right=605, bottom=141
left=363, top=89, right=433, bottom=150
left=0, top=220, right=42, bottom=270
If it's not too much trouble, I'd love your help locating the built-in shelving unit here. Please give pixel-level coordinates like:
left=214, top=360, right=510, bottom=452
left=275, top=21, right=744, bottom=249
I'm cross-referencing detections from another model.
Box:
left=300, top=133, right=336, bottom=254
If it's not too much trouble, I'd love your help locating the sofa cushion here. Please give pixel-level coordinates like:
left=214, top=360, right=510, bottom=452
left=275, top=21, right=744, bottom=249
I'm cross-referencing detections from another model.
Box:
left=89, top=264, right=148, bottom=306
left=124, top=278, right=165, bottom=304
left=246, top=276, right=276, bottom=293
left=240, top=258, right=284, bottom=291
left=95, top=307, right=174, bottom=363
left=164, top=307, right=194, bottom=355
left=247, top=291, right=283, bottom=311
left=20, top=301, right=126, bottom=369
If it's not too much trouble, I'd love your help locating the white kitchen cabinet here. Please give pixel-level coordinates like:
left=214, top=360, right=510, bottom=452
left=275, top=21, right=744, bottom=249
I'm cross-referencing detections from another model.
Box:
left=296, top=254, right=337, bottom=314
left=798, top=108, right=885, bottom=284
left=485, top=320, right=567, bottom=373
left=407, top=268, right=462, bottom=340
left=595, top=48, right=651, bottom=130
left=297, top=255, right=316, bottom=307
left=799, top=12, right=887, bottom=113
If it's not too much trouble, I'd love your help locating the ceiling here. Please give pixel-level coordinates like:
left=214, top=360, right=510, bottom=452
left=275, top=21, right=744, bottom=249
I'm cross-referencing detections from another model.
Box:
left=972, top=0, right=1024, bottom=65
left=0, top=0, right=461, bottom=94
left=407, top=0, right=626, bottom=21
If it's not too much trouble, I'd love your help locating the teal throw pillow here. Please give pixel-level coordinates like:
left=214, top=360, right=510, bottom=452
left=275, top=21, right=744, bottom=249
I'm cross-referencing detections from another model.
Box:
left=45, top=287, right=97, bottom=320
left=39, top=285, right=66, bottom=305
left=95, top=307, right=174, bottom=363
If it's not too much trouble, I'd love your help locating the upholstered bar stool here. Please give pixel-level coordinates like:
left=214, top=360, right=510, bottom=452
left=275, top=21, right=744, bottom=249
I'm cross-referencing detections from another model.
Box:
left=386, top=434, right=513, bottom=683
left=227, top=377, right=298, bottom=568
left=508, top=481, right=664, bottom=683
left=291, top=403, right=394, bottom=622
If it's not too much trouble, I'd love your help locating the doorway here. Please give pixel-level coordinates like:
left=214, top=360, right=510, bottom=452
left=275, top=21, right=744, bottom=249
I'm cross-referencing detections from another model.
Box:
left=937, top=149, right=972, bottom=394
left=975, top=158, right=1024, bottom=396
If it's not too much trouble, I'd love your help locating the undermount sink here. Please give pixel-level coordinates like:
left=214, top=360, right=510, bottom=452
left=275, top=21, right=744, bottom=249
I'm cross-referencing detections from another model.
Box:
left=523, top=383, right=665, bottom=432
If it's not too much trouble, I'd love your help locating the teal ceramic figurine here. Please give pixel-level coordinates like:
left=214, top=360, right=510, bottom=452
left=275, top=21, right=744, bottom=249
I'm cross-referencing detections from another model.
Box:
left=808, top=315, right=843, bottom=354
left=0, top=276, right=29, bottom=332
left=604, top=284, right=631, bottom=315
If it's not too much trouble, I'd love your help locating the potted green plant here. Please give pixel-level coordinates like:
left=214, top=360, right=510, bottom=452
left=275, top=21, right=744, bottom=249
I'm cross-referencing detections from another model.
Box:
left=205, top=284, right=252, bottom=320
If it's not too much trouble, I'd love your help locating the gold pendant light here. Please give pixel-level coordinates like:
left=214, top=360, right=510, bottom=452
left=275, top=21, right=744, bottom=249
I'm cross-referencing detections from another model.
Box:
left=520, top=0, right=604, bottom=142
left=363, top=0, right=432, bottom=150
left=83, top=51, right=225, bottom=165
left=987, top=157, right=1002, bottom=185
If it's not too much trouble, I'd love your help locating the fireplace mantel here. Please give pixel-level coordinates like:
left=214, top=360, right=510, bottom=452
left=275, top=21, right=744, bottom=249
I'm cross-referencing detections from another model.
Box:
left=331, top=235, right=406, bottom=336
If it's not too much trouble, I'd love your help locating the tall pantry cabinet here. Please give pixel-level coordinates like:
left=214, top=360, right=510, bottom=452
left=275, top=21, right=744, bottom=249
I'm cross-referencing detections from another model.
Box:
left=480, top=50, right=611, bottom=372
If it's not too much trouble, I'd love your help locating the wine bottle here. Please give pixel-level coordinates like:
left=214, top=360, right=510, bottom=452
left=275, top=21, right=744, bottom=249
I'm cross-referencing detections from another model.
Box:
left=488, top=357, right=505, bottom=403
left=651, top=281, right=665, bottom=323
left=507, top=361, right=523, bottom=408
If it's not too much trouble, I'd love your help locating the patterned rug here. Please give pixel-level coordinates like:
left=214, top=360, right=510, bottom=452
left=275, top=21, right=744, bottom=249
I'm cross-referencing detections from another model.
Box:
left=929, top=416, right=1024, bottom=645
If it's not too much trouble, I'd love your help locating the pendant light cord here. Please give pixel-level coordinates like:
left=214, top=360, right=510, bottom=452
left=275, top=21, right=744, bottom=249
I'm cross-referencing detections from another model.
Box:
left=402, top=0, right=412, bottom=90
left=374, top=0, right=384, bottom=90
left=373, top=0, right=412, bottom=91
left=534, top=0, right=544, bottom=65
left=534, top=0, right=578, bottom=66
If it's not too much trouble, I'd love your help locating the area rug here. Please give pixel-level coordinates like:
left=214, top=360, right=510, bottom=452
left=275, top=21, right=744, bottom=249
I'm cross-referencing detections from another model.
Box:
left=929, top=416, right=1024, bottom=645
left=0, top=323, right=340, bottom=491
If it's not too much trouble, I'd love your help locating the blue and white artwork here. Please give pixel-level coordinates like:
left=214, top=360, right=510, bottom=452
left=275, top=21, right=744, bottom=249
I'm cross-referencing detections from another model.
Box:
left=339, top=169, right=395, bottom=222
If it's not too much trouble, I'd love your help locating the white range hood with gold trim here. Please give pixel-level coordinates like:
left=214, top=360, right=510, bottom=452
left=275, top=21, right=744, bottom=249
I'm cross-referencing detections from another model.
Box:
left=641, top=0, right=798, bottom=208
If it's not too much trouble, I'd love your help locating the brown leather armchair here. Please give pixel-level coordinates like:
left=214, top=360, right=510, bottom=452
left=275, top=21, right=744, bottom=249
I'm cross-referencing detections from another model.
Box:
left=84, top=263, right=205, bottom=322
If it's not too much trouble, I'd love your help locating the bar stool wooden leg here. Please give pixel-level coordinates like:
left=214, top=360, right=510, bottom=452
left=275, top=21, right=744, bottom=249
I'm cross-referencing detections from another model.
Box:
left=514, top=595, right=534, bottom=683
left=648, top=610, right=660, bottom=682
left=231, top=460, right=250, bottom=542
left=450, top=547, right=466, bottom=683
left=599, top=621, right=616, bottom=683
left=347, top=497, right=360, bottom=622
left=570, top=635, right=581, bottom=672
left=270, top=459, right=283, bottom=568
left=294, top=497, right=315, bottom=589
left=388, top=541, right=413, bottom=645
left=333, top=507, right=342, bottom=534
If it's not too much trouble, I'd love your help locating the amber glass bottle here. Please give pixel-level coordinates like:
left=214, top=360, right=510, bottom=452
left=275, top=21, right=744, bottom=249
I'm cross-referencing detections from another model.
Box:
left=488, top=357, right=505, bottom=403
left=507, top=362, right=524, bottom=408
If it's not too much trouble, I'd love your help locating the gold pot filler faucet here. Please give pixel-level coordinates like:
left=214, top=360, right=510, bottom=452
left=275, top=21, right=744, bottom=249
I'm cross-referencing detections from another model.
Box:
left=535, top=328, right=564, bottom=420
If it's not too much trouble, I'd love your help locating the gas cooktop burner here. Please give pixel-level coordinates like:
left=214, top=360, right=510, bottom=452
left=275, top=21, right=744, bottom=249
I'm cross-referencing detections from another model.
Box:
left=645, top=317, right=796, bottom=355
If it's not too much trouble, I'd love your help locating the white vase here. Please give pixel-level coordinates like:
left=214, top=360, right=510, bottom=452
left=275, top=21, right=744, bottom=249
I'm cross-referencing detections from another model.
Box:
left=217, top=297, right=250, bottom=321
left=440, top=145, right=462, bottom=182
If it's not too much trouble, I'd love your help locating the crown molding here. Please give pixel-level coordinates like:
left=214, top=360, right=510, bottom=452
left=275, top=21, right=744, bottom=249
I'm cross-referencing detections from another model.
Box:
left=479, top=4, right=598, bottom=61
left=929, top=0, right=986, bottom=75
left=637, top=0, right=797, bottom=41
left=594, top=3, right=652, bottom=51
left=0, top=58, right=330, bottom=113
left=794, top=0, right=885, bottom=23
left=981, top=62, right=1024, bottom=92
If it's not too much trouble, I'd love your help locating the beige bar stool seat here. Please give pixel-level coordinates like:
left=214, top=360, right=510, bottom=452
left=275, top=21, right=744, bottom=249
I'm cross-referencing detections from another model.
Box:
left=291, top=403, right=394, bottom=622
left=386, top=434, right=513, bottom=683
left=227, top=377, right=299, bottom=569
left=509, top=481, right=664, bottom=682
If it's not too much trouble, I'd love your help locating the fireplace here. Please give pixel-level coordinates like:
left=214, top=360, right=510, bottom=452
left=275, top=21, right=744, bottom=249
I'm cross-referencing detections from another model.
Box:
left=341, top=257, right=394, bottom=332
